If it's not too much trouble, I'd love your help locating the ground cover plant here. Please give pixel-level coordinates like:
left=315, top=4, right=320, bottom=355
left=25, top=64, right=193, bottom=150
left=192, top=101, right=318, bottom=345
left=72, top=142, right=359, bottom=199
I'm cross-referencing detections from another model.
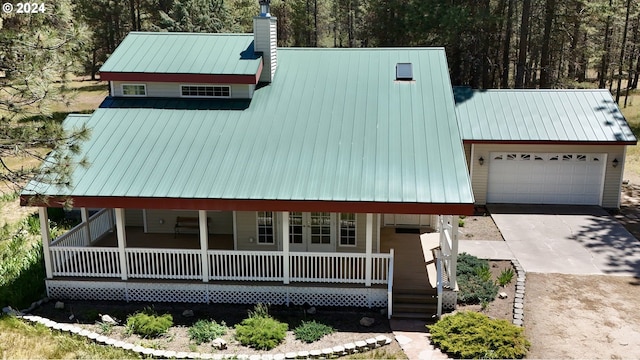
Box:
left=188, top=319, right=227, bottom=344
left=456, top=253, right=499, bottom=304
left=234, top=304, right=288, bottom=350
left=125, top=307, right=173, bottom=338
left=428, top=311, right=530, bottom=359
left=294, top=320, right=334, bottom=343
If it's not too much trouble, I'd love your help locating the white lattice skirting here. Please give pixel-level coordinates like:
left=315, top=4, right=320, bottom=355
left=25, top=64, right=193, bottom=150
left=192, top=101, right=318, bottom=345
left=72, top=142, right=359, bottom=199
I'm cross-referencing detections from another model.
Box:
left=46, top=280, right=388, bottom=308
left=442, top=289, right=457, bottom=311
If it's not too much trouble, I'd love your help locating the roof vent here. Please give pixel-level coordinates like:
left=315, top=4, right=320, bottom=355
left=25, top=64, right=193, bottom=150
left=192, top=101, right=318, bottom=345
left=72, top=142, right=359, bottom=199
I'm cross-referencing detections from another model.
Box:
left=396, top=63, right=413, bottom=81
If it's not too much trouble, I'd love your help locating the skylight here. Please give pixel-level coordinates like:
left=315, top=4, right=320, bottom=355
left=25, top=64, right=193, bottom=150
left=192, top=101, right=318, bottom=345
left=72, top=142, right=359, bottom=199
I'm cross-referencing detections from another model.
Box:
left=396, top=63, right=413, bottom=81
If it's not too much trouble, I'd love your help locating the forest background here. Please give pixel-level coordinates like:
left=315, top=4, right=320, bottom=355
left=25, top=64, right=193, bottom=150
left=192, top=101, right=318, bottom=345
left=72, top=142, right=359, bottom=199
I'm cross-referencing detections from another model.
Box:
left=1, top=0, right=639, bottom=189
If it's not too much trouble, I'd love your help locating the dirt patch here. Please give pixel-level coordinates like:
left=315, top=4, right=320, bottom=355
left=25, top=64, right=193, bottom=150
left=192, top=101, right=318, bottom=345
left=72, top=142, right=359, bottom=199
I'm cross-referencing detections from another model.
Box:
left=31, top=301, right=403, bottom=357
left=458, top=214, right=504, bottom=241
left=455, top=260, right=515, bottom=321
left=525, top=273, right=640, bottom=359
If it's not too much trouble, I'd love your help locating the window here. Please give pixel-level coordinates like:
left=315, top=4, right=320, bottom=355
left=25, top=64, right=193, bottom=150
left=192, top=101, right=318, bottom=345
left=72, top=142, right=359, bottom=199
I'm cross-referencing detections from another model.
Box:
left=181, top=85, right=230, bottom=97
left=339, top=213, right=356, bottom=246
left=122, top=84, right=146, bottom=96
left=257, top=212, right=274, bottom=244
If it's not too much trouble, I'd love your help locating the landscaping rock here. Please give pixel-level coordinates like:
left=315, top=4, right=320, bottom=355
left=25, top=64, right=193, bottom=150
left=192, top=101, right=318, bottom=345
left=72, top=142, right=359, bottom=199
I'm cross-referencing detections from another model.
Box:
left=54, top=301, right=64, bottom=310
left=212, top=337, right=227, bottom=350
left=498, top=292, right=508, bottom=299
left=305, top=306, right=316, bottom=315
left=100, top=314, right=117, bottom=325
left=182, top=309, right=194, bottom=317
left=2, top=306, right=21, bottom=316
left=359, top=316, right=375, bottom=327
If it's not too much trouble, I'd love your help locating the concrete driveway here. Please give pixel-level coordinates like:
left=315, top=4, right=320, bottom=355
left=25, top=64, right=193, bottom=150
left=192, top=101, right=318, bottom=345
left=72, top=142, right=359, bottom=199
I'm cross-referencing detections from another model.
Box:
left=484, top=205, right=640, bottom=276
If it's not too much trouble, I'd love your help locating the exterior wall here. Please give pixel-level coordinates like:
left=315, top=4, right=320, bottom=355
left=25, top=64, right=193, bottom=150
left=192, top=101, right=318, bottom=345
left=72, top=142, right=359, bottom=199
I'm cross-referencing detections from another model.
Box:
left=464, top=143, right=472, bottom=173
left=469, top=143, right=626, bottom=208
left=235, top=211, right=278, bottom=251
left=235, top=212, right=380, bottom=253
left=144, top=210, right=233, bottom=234
left=124, top=209, right=144, bottom=227
left=111, top=81, right=255, bottom=99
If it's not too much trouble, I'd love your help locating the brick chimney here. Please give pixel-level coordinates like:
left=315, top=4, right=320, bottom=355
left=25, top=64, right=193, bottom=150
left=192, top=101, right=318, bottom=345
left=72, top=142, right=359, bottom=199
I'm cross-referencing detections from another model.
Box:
left=254, top=0, right=277, bottom=83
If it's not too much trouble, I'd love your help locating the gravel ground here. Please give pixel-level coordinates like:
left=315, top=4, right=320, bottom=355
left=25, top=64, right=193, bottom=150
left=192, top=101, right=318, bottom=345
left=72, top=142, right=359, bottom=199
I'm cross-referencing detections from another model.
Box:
left=31, top=301, right=402, bottom=357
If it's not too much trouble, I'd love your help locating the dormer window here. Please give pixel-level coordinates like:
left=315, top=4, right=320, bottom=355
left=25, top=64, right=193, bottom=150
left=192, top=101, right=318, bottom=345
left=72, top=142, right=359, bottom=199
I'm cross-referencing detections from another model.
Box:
left=181, top=85, right=231, bottom=98
left=122, top=84, right=146, bottom=96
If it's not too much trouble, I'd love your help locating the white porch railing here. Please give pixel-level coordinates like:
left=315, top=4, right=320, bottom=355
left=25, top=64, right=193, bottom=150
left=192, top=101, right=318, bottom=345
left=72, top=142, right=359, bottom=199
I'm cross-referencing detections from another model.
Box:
left=289, top=252, right=391, bottom=284
left=439, top=215, right=457, bottom=288
left=50, top=246, right=121, bottom=277
left=50, top=209, right=114, bottom=247
left=208, top=251, right=283, bottom=281
left=48, top=246, right=392, bottom=286
left=126, top=248, right=202, bottom=280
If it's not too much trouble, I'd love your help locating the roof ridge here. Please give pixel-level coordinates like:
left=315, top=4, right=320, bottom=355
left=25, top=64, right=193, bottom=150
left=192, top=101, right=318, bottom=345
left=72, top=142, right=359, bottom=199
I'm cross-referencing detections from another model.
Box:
left=127, top=31, right=253, bottom=37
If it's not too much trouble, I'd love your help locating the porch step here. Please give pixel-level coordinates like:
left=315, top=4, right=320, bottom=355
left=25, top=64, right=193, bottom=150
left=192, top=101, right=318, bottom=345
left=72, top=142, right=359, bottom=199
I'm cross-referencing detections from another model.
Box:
left=392, top=288, right=439, bottom=320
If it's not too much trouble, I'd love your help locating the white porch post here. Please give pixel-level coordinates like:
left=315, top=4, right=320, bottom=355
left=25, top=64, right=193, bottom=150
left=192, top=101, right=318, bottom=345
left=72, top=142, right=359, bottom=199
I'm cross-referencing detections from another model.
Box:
left=451, top=215, right=459, bottom=287
left=281, top=211, right=290, bottom=284
left=115, top=208, right=128, bottom=280
left=365, top=213, right=373, bottom=287
left=38, top=207, right=53, bottom=279
left=80, top=207, right=91, bottom=246
left=199, top=210, right=209, bottom=282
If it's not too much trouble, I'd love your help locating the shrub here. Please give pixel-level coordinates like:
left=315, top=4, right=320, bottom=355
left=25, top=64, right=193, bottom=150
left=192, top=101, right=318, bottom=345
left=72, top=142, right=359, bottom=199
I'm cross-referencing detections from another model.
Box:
left=294, top=320, right=334, bottom=343
left=458, top=219, right=465, bottom=227
left=497, top=268, right=515, bottom=286
left=188, top=319, right=227, bottom=344
left=457, top=253, right=498, bottom=304
left=125, top=309, right=173, bottom=338
left=0, top=239, right=45, bottom=308
left=235, top=304, right=287, bottom=350
left=428, top=311, right=530, bottom=359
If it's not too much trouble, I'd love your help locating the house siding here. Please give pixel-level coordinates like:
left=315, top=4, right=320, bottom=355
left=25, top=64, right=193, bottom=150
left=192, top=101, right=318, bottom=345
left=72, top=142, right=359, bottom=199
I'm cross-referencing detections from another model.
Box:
left=111, top=81, right=255, bottom=99
left=470, top=143, right=625, bottom=208
left=464, top=143, right=472, bottom=172
left=124, top=209, right=144, bottom=226
left=144, top=210, right=233, bottom=234
left=235, top=212, right=380, bottom=253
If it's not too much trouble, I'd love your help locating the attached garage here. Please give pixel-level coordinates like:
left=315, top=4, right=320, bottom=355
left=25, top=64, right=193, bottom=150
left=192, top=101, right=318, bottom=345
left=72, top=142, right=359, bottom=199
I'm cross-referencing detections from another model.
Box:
left=486, top=152, right=605, bottom=205
left=454, top=88, right=637, bottom=208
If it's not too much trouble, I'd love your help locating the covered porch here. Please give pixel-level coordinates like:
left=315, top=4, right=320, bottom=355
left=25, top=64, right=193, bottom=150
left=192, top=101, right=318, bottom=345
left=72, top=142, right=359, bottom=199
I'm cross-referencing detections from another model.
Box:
left=39, top=207, right=459, bottom=318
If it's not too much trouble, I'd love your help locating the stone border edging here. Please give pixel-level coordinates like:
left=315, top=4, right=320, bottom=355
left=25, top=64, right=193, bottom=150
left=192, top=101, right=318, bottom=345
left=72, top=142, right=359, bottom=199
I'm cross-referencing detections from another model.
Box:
left=511, top=259, right=525, bottom=327
left=3, top=301, right=393, bottom=359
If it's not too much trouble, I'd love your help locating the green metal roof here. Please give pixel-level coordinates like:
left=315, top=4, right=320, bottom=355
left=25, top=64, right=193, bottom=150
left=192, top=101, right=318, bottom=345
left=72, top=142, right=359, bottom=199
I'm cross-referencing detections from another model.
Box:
left=454, top=88, right=637, bottom=143
left=24, top=48, right=474, bottom=211
left=100, top=32, right=261, bottom=75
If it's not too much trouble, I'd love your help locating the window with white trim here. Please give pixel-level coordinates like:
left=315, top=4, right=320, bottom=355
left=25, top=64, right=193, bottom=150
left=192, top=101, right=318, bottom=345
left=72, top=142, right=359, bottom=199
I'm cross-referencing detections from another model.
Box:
left=181, top=85, right=230, bottom=97
left=257, top=212, right=274, bottom=244
left=339, top=213, right=356, bottom=246
left=122, top=84, right=146, bottom=96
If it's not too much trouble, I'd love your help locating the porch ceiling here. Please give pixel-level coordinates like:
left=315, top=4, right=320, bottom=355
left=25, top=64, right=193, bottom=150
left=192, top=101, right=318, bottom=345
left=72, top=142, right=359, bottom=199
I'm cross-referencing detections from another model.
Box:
left=22, top=48, right=474, bottom=214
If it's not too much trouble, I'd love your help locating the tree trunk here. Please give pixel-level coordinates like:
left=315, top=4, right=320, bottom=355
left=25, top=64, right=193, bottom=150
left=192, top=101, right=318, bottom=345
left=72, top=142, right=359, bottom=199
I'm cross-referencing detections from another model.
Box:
left=599, top=0, right=613, bottom=89
left=515, top=0, right=531, bottom=88
left=616, top=0, right=632, bottom=104
left=567, top=0, right=582, bottom=80
left=539, top=0, right=556, bottom=88
left=501, top=0, right=514, bottom=88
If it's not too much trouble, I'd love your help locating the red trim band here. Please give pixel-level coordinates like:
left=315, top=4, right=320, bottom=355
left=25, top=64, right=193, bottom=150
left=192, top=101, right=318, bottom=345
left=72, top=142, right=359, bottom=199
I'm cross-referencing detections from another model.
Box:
left=100, top=63, right=263, bottom=85
left=463, top=139, right=637, bottom=145
left=20, top=195, right=474, bottom=215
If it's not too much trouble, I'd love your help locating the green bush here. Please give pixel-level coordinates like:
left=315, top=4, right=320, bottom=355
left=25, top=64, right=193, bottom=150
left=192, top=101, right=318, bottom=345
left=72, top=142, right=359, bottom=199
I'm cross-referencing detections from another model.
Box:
left=294, top=320, right=334, bottom=343
left=188, top=319, right=227, bottom=344
left=457, top=253, right=498, bottom=304
left=497, top=268, right=515, bottom=286
left=458, top=219, right=465, bottom=227
left=125, top=309, right=173, bottom=338
left=428, top=311, right=530, bottom=359
left=0, top=237, right=45, bottom=308
left=235, top=304, right=287, bottom=350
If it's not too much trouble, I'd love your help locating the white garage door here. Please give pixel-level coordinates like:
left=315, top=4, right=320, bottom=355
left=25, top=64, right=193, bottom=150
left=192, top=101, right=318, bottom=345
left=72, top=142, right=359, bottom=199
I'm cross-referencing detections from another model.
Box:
left=487, top=152, right=606, bottom=205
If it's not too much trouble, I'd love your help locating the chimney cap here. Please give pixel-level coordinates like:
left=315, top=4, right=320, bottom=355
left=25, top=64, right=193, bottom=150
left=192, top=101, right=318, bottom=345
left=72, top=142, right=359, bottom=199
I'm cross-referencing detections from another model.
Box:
left=259, top=0, right=271, bottom=16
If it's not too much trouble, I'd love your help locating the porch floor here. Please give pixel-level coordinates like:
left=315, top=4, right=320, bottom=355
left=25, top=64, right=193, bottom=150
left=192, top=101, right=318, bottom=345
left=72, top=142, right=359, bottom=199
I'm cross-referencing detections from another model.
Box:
left=93, top=227, right=234, bottom=250
left=379, top=227, right=437, bottom=292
